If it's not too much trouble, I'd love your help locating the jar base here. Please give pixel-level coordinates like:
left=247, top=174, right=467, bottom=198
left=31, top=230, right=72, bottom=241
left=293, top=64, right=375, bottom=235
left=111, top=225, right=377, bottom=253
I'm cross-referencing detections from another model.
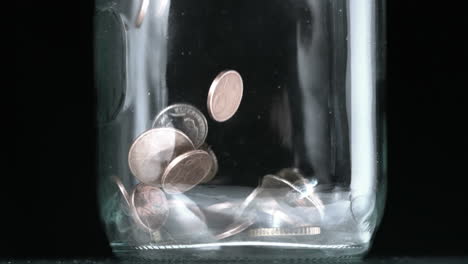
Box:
left=111, top=241, right=369, bottom=260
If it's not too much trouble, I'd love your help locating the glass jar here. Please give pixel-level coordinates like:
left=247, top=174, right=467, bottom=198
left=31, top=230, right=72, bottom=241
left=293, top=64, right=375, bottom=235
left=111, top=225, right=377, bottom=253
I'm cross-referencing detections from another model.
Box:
left=94, top=0, right=386, bottom=260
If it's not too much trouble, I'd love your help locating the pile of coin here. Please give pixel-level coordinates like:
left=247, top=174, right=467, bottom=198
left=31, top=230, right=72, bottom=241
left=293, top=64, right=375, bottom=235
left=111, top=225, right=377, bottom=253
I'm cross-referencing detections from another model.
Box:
left=112, top=70, right=322, bottom=242
left=120, top=70, right=243, bottom=231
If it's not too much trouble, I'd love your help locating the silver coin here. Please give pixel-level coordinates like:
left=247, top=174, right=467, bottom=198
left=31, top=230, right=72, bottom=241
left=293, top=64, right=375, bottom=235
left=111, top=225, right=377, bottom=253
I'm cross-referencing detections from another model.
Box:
left=153, top=104, right=208, bottom=148
left=135, top=0, right=149, bottom=27
left=247, top=226, right=320, bottom=237
left=128, top=128, right=195, bottom=184
left=161, top=150, right=213, bottom=194
left=200, top=145, right=218, bottom=183
left=131, top=184, right=169, bottom=231
left=207, top=70, right=243, bottom=122
left=111, top=176, right=131, bottom=207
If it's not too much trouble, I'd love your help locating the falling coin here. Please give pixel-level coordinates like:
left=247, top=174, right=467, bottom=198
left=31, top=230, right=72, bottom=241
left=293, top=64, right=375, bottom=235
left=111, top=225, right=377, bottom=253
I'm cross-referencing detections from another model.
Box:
left=247, top=226, right=321, bottom=237
left=135, top=0, right=149, bottom=27
left=262, top=175, right=324, bottom=217
left=200, top=145, right=218, bottom=183
left=276, top=168, right=307, bottom=185
left=215, top=218, right=254, bottom=240
left=207, top=70, right=243, bottom=122
left=131, top=184, right=169, bottom=231
left=128, top=128, right=195, bottom=185
left=161, top=150, right=213, bottom=194
left=153, top=104, right=208, bottom=148
left=111, top=176, right=131, bottom=207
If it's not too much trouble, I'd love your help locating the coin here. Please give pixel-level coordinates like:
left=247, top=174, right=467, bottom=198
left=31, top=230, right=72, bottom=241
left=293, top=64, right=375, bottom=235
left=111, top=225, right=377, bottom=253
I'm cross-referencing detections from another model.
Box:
left=207, top=70, right=243, bottom=122
left=262, top=175, right=324, bottom=217
left=111, top=176, right=131, bottom=207
left=200, top=145, right=218, bottom=183
left=276, top=168, right=307, bottom=185
left=215, top=218, right=254, bottom=240
left=247, top=226, right=321, bottom=237
left=131, top=184, right=169, bottom=231
left=135, top=0, right=149, bottom=27
left=168, top=197, right=206, bottom=223
left=128, top=128, right=195, bottom=185
left=153, top=104, right=208, bottom=148
left=161, top=150, right=213, bottom=194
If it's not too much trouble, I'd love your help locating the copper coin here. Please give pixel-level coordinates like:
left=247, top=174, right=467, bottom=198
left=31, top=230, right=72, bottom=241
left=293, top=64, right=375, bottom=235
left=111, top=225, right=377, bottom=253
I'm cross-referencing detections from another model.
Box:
left=135, top=0, right=149, bottom=27
left=111, top=176, right=131, bottom=207
left=207, top=70, right=243, bottom=122
left=128, top=128, right=195, bottom=185
left=131, top=184, right=169, bottom=231
left=200, top=145, right=218, bottom=183
left=161, top=150, right=213, bottom=194
left=153, top=104, right=208, bottom=148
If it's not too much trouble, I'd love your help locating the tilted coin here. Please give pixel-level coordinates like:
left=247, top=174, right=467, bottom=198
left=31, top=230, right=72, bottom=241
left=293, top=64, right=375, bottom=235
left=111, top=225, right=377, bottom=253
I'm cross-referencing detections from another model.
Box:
left=215, top=218, right=254, bottom=240
left=161, top=150, right=213, bottom=194
left=207, top=70, right=243, bottom=122
left=128, top=128, right=195, bottom=184
left=235, top=186, right=264, bottom=219
left=131, top=184, right=169, bottom=231
left=111, top=176, right=131, bottom=207
left=276, top=168, right=307, bottom=185
left=204, top=202, right=238, bottom=213
left=247, top=226, right=321, bottom=237
left=167, top=197, right=206, bottom=223
left=153, top=104, right=208, bottom=148
left=135, top=0, right=149, bottom=27
left=200, top=145, right=218, bottom=183
left=262, top=174, right=324, bottom=217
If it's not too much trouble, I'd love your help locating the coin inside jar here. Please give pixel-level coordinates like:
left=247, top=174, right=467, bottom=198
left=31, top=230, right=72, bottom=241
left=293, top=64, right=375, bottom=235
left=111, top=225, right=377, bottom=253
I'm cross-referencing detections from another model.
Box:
left=207, top=70, right=243, bottom=122
left=161, top=150, right=213, bottom=194
left=135, top=0, right=149, bottom=27
left=128, top=128, right=195, bottom=185
left=111, top=176, right=131, bottom=208
left=152, top=104, right=208, bottom=148
left=200, top=145, right=218, bottom=183
left=131, top=184, right=169, bottom=231
left=262, top=174, right=324, bottom=217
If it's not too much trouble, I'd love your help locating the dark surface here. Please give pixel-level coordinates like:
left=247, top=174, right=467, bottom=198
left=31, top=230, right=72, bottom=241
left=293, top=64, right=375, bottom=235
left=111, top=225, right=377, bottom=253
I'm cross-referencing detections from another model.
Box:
left=12, top=0, right=468, bottom=260
left=3, top=258, right=468, bottom=264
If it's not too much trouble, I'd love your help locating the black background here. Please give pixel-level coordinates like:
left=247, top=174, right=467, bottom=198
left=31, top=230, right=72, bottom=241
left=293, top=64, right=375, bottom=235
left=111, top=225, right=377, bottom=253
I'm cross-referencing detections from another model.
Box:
left=12, top=0, right=468, bottom=259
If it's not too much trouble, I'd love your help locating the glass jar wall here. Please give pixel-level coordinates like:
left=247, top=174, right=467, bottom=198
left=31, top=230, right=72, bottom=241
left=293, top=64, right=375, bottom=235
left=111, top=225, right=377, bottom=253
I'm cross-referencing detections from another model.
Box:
left=95, top=0, right=386, bottom=260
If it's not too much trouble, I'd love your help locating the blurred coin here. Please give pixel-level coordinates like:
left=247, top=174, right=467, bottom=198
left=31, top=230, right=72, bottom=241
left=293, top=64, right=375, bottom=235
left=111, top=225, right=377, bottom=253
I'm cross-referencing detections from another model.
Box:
left=167, top=196, right=206, bottom=223
left=215, top=218, right=254, bottom=240
left=128, top=128, right=194, bottom=184
left=153, top=104, right=208, bottom=148
left=248, top=226, right=320, bottom=237
left=200, top=145, right=218, bottom=183
left=162, top=150, right=213, bottom=194
left=276, top=168, right=307, bottom=185
left=207, top=70, right=243, bottom=122
left=111, top=176, right=131, bottom=207
left=205, top=202, right=237, bottom=212
left=135, top=0, right=149, bottom=27
left=131, top=184, right=169, bottom=231
left=235, top=186, right=264, bottom=219
left=262, top=175, right=324, bottom=217
left=165, top=195, right=214, bottom=242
